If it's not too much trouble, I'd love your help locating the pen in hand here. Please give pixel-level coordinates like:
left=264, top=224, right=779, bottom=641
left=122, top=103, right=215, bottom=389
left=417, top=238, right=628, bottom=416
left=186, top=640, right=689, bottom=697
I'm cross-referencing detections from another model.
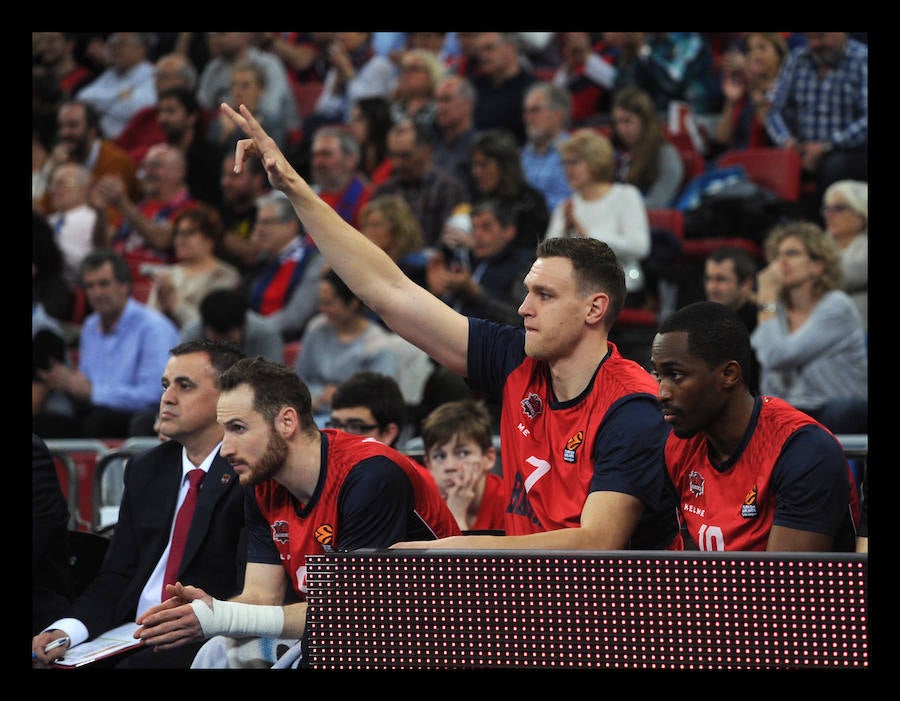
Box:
left=32, top=636, right=70, bottom=659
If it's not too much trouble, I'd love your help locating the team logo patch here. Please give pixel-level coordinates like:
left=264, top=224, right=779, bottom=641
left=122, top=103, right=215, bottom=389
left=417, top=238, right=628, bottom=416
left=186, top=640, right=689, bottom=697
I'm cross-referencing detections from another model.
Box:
left=563, top=431, right=584, bottom=463
left=271, top=519, right=290, bottom=544
left=740, top=485, right=759, bottom=518
left=521, top=393, right=543, bottom=420
left=688, top=470, right=704, bottom=498
left=315, top=523, right=334, bottom=546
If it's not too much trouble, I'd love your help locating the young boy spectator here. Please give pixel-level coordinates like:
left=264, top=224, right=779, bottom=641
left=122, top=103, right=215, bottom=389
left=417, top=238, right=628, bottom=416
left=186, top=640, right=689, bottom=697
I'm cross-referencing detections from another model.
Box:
left=420, top=399, right=505, bottom=534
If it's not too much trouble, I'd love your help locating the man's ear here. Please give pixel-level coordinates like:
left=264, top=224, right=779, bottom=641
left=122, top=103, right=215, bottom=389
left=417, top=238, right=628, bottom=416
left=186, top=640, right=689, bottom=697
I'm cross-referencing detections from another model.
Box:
left=276, top=405, right=300, bottom=437
left=587, top=291, right=611, bottom=326
left=720, top=359, right=743, bottom=389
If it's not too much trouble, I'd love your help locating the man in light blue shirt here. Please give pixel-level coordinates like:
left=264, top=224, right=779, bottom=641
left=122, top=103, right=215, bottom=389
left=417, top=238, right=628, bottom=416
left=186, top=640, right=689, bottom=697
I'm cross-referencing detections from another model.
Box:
left=520, top=82, right=572, bottom=212
left=35, top=249, right=179, bottom=438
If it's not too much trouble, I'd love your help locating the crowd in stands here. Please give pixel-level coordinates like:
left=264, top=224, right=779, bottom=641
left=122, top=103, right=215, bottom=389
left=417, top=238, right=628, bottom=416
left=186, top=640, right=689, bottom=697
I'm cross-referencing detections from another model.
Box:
left=32, top=32, right=868, bottom=670
left=33, top=31, right=866, bottom=444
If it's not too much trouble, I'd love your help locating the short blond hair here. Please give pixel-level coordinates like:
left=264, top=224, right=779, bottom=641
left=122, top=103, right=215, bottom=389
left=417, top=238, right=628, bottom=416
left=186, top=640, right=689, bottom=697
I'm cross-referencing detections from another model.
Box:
left=558, top=128, right=615, bottom=182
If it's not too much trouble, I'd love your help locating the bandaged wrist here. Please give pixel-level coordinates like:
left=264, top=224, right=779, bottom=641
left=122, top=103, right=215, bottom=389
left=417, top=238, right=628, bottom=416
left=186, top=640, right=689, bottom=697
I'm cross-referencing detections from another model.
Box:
left=190, top=598, right=284, bottom=638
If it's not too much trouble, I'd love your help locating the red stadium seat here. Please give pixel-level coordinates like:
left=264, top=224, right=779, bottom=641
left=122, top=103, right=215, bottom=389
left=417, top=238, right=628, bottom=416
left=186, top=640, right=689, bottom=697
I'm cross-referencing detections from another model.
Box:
left=716, top=147, right=801, bottom=202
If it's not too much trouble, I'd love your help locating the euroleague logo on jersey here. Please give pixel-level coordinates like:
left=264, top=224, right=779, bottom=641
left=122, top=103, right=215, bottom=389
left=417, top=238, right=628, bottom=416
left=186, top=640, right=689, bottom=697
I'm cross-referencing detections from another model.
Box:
left=315, top=523, right=335, bottom=546
left=563, top=431, right=584, bottom=463
left=740, top=484, right=759, bottom=519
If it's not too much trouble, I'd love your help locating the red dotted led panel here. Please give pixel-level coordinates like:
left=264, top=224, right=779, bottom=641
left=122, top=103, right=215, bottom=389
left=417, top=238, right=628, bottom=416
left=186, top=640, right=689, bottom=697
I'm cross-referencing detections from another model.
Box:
left=304, top=551, right=868, bottom=670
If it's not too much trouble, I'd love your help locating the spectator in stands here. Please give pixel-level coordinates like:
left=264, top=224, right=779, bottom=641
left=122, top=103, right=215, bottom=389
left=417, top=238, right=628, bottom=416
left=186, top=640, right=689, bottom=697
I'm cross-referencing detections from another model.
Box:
left=373, top=118, right=469, bottom=246
left=33, top=249, right=180, bottom=439
left=347, top=96, right=394, bottom=187
left=195, top=32, right=299, bottom=139
left=652, top=300, right=859, bottom=552
left=32, top=211, right=74, bottom=325
left=427, top=199, right=533, bottom=326
left=76, top=32, right=157, bottom=140
left=294, top=267, right=397, bottom=427
left=32, top=433, right=74, bottom=636
left=329, top=370, right=413, bottom=448
left=35, top=100, right=141, bottom=229
left=180, top=288, right=284, bottom=363
left=245, top=190, right=326, bottom=342
left=552, top=32, right=615, bottom=126
left=136, top=357, right=459, bottom=669
left=390, top=48, right=444, bottom=133
left=219, top=102, right=681, bottom=553
left=32, top=340, right=248, bottom=668
left=607, top=32, right=720, bottom=115
left=219, top=152, right=269, bottom=273
left=207, top=58, right=288, bottom=152
left=309, top=125, right=372, bottom=228
left=822, top=180, right=867, bottom=333
left=420, top=399, right=505, bottom=534
left=432, top=74, right=479, bottom=199
left=765, top=32, right=868, bottom=220
left=155, top=87, right=223, bottom=209
left=703, top=246, right=762, bottom=395
left=521, top=81, right=573, bottom=212
left=470, top=128, right=549, bottom=251
left=545, top=128, right=650, bottom=308
left=293, top=32, right=398, bottom=179
left=45, top=162, right=106, bottom=288
left=33, top=278, right=77, bottom=433
left=32, top=32, right=96, bottom=152
left=93, top=142, right=196, bottom=272
left=359, top=193, right=429, bottom=290
left=752, top=221, right=867, bottom=434
left=447, top=32, right=483, bottom=80
left=144, top=204, right=241, bottom=330
left=316, top=32, right=398, bottom=123
left=471, top=32, right=536, bottom=145
left=259, top=31, right=332, bottom=86
left=611, top=85, right=685, bottom=209
left=707, top=32, right=787, bottom=159
left=115, top=52, right=202, bottom=166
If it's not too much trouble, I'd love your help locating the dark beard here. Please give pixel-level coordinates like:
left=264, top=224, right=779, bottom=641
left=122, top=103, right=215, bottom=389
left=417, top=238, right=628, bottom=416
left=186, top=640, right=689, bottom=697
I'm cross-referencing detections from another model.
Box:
left=245, top=430, right=290, bottom=486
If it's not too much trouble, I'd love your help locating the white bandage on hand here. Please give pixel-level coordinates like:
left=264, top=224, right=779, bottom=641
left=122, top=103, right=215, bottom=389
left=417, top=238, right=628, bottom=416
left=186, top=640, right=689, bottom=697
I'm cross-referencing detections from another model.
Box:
left=190, top=598, right=285, bottom=638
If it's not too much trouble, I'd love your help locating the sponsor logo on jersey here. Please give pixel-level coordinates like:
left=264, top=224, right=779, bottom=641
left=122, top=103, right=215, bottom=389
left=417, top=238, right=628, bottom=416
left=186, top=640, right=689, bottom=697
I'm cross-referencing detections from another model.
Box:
left=563, top=430, right=584, bottom=463
left=521, top=393, right=543, bottom=420
left=740, top=484, right=759, bottom=518
left=271, top=519, right=290, bottom=544
left=688, top=470, right=704, bottom=498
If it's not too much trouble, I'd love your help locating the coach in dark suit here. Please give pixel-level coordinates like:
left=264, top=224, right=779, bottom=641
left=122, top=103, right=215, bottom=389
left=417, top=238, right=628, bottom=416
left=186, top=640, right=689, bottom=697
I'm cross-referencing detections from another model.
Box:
left=32, top=433, right=74, bottom=635
left=32, top=340, right=248, bottom=668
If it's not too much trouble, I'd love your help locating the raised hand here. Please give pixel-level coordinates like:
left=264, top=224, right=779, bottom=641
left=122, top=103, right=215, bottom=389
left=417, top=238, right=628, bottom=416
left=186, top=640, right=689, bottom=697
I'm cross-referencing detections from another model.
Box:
left=220, top=103, right=302, bottom=194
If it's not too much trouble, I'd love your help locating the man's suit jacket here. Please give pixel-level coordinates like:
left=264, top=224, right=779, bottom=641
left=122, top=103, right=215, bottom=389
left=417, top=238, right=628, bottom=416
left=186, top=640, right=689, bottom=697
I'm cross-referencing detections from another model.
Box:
left=32, top=433, right=74, bottom=635
left=64, top=439, right=247, bottom=638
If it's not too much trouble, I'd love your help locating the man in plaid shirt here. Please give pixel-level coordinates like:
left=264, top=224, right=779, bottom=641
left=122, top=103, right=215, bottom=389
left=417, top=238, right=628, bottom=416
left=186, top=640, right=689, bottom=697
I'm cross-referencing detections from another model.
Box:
left=765, top=32, right=867, bottom=216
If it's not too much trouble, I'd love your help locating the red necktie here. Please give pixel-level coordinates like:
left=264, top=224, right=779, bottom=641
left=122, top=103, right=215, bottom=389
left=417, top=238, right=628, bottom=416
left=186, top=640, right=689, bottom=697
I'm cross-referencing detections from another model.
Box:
left=161, top=468, right=204, bottom=602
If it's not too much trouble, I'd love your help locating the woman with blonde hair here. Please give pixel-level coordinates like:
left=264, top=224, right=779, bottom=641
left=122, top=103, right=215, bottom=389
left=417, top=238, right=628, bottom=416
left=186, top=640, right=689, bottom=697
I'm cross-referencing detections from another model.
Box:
left=545, top=128, right=650, bottom=306
left=751, top=221, right=867, bottom=434
left=359, top=193, right=428, bottom=288
left=390, top=47, right=445, bottom=132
